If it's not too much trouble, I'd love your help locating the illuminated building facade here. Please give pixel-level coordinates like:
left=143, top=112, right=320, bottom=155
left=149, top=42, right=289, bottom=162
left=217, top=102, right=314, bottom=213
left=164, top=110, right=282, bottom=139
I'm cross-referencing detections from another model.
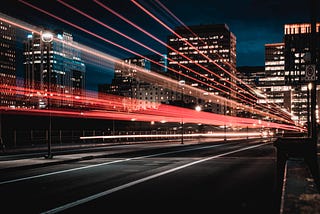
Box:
left=283, top=23, right=320, bottom=124
left=259, top=43, right=291, bottom=112
left=257, top=23, right=320, bottom=124
left=100, top=55, right=173, bottom=110
left=167, top=24, right=237, bottom=114
left=284, top=23, right=320, bottom=84
left=0, top=20, right=16, bottom=107
left=24, top=31, right=86, bottom=108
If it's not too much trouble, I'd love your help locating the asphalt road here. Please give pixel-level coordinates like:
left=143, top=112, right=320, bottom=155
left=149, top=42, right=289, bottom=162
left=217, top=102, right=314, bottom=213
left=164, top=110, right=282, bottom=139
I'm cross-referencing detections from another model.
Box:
left=0, top=139, right=278, bottom=214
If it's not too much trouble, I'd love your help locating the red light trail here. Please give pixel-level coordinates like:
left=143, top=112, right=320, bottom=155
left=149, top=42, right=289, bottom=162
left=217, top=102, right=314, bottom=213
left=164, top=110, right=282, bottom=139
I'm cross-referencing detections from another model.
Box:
left=0, top=81, right=305, bottom=133
left=130, top=0, right=292, bottom=120
left=93, top=0, right=292, bottom=121
left=19, top=0, right=294, bottom=125
left=0, top=4, right=303, bottom=132
left=0, top=12, right=293, bottom=124
left=130, top=0, right=240, bottom=87
left=32, top=0, right=257, bottom=112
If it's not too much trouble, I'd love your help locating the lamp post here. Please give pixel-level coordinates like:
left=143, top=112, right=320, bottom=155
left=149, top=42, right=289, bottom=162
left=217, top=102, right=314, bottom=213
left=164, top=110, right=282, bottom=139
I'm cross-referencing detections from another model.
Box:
left=42, top=31, right=54, bottom=159
left=0, top=110, right=3, bottom=152
left=224, top=100, right=227, bottom=141
left=195, top=105, right=202, bottom=142
left=179, top=80, right=185, bottom=144
left=306, top=0, right=320, bottom=190
left=307, top=82, right=312, bottom=137
left=310, top=0, right=318, bottom=146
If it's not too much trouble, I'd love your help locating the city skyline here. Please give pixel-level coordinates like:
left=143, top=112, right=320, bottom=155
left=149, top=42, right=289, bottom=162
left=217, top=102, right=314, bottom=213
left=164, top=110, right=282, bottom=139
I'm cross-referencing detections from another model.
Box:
left=2, top=0, right=316, bottom=68
left=0, top=0, right=318, bottom=126
left=0, top=2, right=319, bottom=213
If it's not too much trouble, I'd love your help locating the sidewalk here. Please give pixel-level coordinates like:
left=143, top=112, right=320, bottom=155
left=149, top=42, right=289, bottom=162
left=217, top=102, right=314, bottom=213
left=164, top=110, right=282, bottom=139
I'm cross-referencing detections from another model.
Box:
left=281, top=158, right=320, bottom=214
left=0, top=137, right=261, bottom=172
left=0, top=152, right=100, bottom=172
left=0, top=138, right=206, bottom=172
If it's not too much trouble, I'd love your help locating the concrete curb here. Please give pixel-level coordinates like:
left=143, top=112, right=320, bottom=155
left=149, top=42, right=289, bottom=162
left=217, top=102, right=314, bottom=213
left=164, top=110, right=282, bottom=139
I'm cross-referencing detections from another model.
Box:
left=0, top=155, right=96, bottom=172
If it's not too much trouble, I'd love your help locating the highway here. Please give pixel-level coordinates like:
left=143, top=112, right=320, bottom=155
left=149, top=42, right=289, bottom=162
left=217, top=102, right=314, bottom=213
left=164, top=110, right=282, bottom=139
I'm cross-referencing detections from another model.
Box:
left=0, top=139, right=278, bottom=213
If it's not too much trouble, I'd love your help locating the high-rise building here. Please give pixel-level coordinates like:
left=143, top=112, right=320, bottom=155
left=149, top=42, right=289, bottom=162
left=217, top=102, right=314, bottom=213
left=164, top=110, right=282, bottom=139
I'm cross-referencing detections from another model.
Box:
left=284, top=23, right=320, bottom=84
left=259, top=43, right=291, bottom=112
left=284, top=23, right=320, bottom=124
left=24, top=31, right=86, bottom=108
left=0, top=20, right=16, bottom=107
left=264, top=43, right=286, bottom=86
left=167, top=24, right=237, bottom=114
left=260, top=23, right=320, bottom=124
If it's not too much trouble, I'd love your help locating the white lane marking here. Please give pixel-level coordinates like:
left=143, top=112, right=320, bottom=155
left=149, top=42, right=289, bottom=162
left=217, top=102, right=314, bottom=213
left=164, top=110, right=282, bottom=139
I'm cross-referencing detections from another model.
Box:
left=0, top=143, right=225, bottom=185
left=280, top=161, right=288, bottom=214
left=41, top=143, right=266, bottom=214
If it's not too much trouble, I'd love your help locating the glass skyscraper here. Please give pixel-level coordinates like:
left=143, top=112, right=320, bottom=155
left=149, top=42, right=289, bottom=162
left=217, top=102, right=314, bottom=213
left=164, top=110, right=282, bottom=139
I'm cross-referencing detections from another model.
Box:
left=24, top=31, right=86, bottom=108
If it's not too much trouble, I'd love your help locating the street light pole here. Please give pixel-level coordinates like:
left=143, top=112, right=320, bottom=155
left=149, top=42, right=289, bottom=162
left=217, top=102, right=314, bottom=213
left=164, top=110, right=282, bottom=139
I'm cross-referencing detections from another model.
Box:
left=42, top=31, right=54, bottom=159
left=308, top=0, right=320, bottom=190
left=310, top=0, right=318, bottom=145
left=179, top=80, right=185, bottom=144
left=0, top=110, right=4, bottom=152
left=307, top=83, right=312, bottom=137
left=224, top=100, right=227, bottom=141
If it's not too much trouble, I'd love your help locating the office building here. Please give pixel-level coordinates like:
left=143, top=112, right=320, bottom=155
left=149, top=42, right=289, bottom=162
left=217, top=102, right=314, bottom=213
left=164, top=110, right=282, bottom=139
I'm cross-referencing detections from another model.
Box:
left=167, top=24, right=237, bottom=114
left=0, top=20, right=16, bottom=107
left=259, top=23, right=320, bottom=124
left=24, top=31, right=86, bottom=108
left=259, top=43, right=291, bottom=112
left=284, top=23, right=320, bottom=124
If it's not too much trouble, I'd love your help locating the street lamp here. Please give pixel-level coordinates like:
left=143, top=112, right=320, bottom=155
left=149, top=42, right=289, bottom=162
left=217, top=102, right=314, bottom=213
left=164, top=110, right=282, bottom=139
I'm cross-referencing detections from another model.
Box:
left=224, top=100, right=227, bottom=141
left=307, top=82, right=312, bottom=137
left=195, top=105, right=201, bottom=112
left=42, top=31, right=54, bottom=159
left=195, top=105, right=202, bottom=142
left=0, top=110, right=4, bottom=152
left=179, top=80, right=185, bottom=144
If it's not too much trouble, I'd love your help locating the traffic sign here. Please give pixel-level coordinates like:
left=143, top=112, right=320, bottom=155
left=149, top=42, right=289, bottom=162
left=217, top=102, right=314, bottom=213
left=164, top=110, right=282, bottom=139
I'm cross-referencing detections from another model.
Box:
left=305, top=64, right=316, bottom=81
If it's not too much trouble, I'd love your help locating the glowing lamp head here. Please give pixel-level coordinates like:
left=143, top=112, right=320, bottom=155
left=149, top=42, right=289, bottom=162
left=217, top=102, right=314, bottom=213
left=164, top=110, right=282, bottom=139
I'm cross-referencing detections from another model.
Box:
left=41, top=31, right=54, bottom=43
left=178, top=80, right=185, bottom=86
left=195, top=105, right=201, bottom=112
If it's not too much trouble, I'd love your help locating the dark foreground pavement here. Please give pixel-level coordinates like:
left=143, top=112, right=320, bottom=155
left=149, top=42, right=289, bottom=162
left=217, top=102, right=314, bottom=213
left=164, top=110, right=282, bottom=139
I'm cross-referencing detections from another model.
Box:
left=0, top=139, right=319, bottom=213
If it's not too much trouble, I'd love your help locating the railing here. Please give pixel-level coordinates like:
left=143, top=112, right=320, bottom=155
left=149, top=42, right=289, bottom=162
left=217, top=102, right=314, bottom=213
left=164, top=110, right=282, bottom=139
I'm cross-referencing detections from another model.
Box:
left=3, top=129, right=184, bottom=148
left=2, top=128, right=269, bottom=149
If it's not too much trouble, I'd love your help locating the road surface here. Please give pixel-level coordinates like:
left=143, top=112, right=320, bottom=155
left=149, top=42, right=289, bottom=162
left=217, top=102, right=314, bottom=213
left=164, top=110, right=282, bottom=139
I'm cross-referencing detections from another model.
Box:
left=0, top=139, right=278, bottom=213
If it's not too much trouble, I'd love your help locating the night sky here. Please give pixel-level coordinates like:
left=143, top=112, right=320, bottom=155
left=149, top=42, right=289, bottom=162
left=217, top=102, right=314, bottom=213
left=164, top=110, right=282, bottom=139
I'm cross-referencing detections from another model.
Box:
left=1, top=0, right=318, bottom=90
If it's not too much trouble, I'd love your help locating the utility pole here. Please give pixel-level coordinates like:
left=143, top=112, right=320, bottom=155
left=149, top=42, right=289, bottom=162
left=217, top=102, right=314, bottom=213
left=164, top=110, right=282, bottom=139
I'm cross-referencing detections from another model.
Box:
left=179, top=80, right=185, bottom=144
left=42, top=31, right=54, bottom=159
left=308, top=0, right=320, bottom=191
left=310, top=0, right=317, bottom=146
